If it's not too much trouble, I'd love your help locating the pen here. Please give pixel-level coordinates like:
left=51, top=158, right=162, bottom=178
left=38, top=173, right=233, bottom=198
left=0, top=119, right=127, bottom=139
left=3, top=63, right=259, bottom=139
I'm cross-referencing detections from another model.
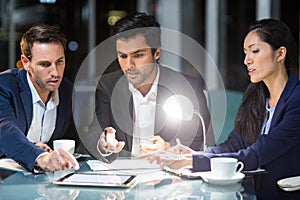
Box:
left=176, top=138, right=182, bottom=155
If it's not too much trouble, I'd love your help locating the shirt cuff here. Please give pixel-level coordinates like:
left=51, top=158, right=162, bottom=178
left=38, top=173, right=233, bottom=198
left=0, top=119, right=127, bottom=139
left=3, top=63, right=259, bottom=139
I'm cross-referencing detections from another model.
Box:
left=33, top=152, right=49, bottom=173
left=192, top=152, right=211, bottom=172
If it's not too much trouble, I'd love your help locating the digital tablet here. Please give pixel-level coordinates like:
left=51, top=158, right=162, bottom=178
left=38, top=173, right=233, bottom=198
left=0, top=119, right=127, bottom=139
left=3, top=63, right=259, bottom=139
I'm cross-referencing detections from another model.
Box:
left=53, top=173, right=138, bottom=188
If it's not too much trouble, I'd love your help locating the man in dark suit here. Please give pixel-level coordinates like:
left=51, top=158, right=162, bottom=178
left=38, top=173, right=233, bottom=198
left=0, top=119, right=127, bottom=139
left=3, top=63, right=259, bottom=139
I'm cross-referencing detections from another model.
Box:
left=88, top=12, right=214, bottom=161
left=0, top=24, right=79, bottom=172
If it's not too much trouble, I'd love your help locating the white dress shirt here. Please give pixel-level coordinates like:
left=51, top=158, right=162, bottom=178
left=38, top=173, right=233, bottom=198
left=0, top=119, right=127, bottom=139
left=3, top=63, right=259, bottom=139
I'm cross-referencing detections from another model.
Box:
left=26, top=73, right=59, bottom=143
left=260, top=98, right=275, bottom=135
left=129, top=67, right=160, bottom=155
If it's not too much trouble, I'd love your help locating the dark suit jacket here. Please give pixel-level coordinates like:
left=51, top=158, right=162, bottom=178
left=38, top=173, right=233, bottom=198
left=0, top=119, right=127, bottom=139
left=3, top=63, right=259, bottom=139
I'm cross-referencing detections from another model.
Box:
left=193, top=72, right=300, bottom=199
left=87, top=66, right=215, bottom=161
left=0, top=69, right=78, bottom=171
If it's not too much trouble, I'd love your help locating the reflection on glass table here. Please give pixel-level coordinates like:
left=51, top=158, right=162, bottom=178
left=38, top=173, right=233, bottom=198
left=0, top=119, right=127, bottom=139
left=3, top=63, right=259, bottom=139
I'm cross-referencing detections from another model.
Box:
left=200, top=182, right=244, bottom=200
left=0, top=157, right=256, bottom=200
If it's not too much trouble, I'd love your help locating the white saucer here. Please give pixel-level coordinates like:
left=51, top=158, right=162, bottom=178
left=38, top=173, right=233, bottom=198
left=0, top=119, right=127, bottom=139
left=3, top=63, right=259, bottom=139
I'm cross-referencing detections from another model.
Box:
left=199, top=171, right=245, bottom=185
left=277, top=176, right=300, bottom=192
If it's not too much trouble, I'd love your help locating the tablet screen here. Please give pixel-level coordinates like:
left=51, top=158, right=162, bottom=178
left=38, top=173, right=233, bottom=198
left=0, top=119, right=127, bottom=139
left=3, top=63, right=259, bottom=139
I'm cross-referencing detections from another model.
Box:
left=53, top=173, right=137, bottom=187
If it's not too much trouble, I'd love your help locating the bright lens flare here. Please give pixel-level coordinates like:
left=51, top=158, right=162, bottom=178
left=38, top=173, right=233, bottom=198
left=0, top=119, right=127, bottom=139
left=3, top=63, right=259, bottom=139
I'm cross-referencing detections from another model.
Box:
left=163, top=95, right=194, bottom=120
left=163, top=94, right=207, bottom=150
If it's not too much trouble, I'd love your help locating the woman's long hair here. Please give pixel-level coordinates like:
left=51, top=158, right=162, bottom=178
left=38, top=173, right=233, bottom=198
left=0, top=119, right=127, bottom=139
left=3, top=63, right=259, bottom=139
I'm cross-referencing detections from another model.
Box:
left=235, top=82, right=268, bottom=144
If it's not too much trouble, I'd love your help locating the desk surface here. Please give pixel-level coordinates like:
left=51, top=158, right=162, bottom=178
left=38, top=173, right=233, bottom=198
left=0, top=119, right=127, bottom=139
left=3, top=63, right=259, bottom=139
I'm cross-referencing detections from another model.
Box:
left=0, top=157, right=256, bottom=200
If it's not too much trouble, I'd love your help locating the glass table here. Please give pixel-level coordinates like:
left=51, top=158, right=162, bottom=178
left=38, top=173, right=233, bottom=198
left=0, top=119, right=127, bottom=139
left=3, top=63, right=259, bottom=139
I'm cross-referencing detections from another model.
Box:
left=0, top=156, right=256, bottom=200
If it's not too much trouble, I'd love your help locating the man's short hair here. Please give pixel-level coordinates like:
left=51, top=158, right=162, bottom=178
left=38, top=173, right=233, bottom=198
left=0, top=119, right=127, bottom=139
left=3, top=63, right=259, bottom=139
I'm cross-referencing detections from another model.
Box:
left=20, top=24, right=67, bottom=60
left=112, top=12, right=161, bottom=52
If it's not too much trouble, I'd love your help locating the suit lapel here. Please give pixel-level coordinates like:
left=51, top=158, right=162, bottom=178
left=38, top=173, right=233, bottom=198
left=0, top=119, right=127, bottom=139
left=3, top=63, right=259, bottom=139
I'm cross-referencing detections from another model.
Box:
left=154, top=67, right=177, bottom=139
left=18, top=69, right=33, bottom=132
left=113, top=75, right=134, bottom=151
left=270, top=72, right=298, bottom=129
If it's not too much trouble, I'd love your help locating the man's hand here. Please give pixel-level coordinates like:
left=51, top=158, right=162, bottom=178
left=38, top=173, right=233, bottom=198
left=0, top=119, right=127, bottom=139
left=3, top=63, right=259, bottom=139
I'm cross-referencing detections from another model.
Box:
left=139, top=136, right=170, bottom=153
left=98, top=127, right=125, bottom=154
left=35, top=142, right=53, bottom=153
left=35, top=148, right=79, bottom=172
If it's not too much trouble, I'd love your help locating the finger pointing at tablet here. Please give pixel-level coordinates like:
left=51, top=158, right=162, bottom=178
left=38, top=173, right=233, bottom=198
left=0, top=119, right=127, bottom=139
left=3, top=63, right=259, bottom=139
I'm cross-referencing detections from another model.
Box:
left=35, top=148, right=80, bottom=172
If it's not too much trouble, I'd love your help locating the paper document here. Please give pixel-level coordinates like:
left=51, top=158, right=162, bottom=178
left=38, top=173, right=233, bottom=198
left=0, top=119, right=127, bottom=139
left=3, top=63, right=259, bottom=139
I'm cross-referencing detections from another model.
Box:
left=0, top=158, right=27, bottom=172
left=243, top=168, right=267, bottom=175
left=87, top=159, right=160, bottom=172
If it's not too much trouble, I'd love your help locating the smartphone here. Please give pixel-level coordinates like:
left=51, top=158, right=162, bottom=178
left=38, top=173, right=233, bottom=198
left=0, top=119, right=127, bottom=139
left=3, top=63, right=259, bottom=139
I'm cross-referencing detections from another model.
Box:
left=53, top=173, right=138, bottom=188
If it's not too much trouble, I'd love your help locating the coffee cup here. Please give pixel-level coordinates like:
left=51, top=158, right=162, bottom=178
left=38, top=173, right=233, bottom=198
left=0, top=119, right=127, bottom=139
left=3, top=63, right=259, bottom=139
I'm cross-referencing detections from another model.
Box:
left=53, top=139, right=75, bottom=154
left=210, top=157, right=244, bottom=179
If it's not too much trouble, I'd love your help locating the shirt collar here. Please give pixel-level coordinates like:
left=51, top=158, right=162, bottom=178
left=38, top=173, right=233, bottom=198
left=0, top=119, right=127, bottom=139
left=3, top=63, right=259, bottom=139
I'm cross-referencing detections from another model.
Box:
left=26, top=73, right=59, bottom=107
left=128, top=65, right=160, bottom=101
left=265, top=98, right=275, bottom=111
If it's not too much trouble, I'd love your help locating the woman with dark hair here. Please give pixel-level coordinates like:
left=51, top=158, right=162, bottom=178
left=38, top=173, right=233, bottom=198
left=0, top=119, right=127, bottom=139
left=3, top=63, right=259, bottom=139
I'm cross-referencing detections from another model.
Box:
left=142, top=19, right=300, bottom=199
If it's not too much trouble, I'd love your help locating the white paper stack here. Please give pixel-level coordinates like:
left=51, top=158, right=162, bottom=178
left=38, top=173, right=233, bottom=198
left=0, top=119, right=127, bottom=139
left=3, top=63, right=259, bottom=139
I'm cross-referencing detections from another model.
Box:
left=0, top=158, right=27, bottom=172
left=86, top=159, right=160, bottom=174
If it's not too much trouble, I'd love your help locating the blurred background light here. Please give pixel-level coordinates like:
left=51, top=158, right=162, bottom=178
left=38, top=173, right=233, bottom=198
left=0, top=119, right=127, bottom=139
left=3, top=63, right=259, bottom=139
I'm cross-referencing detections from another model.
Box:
left=68, top=41, right=79, bottom=52
left=39, top=0, right=56, bottom=4
left=107, top=10, right=127, bottom=26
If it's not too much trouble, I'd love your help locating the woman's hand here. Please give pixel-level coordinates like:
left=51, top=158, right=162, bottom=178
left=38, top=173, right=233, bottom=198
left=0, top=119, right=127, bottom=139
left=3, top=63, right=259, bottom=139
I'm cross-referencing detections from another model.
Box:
left=139, top=149, right=193, bottom=170
left=167, top=140, right=195, bottom=155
